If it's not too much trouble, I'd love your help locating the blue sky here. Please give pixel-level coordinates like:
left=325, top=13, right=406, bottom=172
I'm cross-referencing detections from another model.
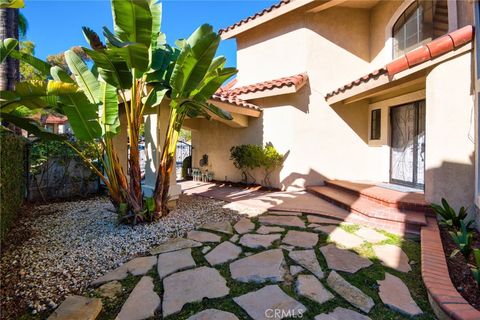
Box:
left=22, top=0, right=278, bottom=67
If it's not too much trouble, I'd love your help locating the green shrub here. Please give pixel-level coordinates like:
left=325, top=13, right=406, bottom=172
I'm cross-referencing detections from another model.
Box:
left=449, top=220, right=473, bottom=258
left=261, top=145, right=284, bottom=186
left=431, top=198, right=471, bottom=230
left=471, top=249, right=480, bottom=287
left=0, top=132, right=27, bottom=241
left=182, top=156, right=192, bottom=179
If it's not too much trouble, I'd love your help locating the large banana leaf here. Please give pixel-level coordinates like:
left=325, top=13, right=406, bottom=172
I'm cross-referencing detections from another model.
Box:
left=111, top=0, right=152, bottom=47
left=65, top=50, right=101, bottom=104
left=99, top=81, right=120, bottom=136
left=102, top=27, right=149, bottom=72
left=144, top=83, right=168, bottom=108
left=192, top=67, right=237, bottom=102
left=0, top=38, right=18, bottom=64
left=50, top=66, right=75, bottom=84
left=0, top=0, right=24, bottom=8
left=149, top=0, right=162, bottom=47
left=59, top=92, right=102, bottom=141
left=9, top=47, right=52, bottom=77
left=83, top=48, right=132, bottom=89
left=82, top=27, right=106, bottom=50
left=0, top=112, right=64, bottom=141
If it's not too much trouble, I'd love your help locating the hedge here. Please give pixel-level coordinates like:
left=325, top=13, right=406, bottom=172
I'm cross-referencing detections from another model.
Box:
left=0, top=132, right=27, bottom=241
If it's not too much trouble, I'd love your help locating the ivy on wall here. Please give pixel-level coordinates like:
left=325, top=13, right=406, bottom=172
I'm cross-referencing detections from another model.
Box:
left=0, top=132, right=27, bottom=241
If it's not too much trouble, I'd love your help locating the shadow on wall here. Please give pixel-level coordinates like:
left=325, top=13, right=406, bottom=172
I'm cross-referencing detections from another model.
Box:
left=252, top=82, right=312, bottom=114
left=329, top=100, right=370, bottom=144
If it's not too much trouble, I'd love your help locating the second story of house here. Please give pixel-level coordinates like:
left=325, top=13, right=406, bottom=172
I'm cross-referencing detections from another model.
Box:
left=219, top=0, right=474, bottom=96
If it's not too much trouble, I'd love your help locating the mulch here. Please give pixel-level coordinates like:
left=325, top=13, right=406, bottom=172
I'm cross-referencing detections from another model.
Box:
left=439, top=225, right=480, bottom=310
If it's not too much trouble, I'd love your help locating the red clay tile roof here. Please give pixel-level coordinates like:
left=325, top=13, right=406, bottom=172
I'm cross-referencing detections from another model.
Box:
left=325, top=25, right=474, bottom=100
left=211, top=94, right=262, bottom=111
left=43, top=114, right=68, bottom=124
left=225, top=73, right=308, bottom=97
left=218, top=0, right=291, bottom=35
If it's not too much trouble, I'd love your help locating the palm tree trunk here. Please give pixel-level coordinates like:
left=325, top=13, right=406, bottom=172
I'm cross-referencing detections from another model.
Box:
left=0, top=8, right=19, bottom=91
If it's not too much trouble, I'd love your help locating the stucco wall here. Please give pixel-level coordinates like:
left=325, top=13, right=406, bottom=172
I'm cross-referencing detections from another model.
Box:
left=425, top=52, right=475, bottom=211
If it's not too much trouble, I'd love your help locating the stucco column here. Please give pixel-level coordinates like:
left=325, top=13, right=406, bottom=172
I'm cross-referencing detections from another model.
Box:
left=143, top=102, right=181, bottom=207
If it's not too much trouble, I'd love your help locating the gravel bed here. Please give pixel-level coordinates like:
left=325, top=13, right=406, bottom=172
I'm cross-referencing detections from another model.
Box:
left=0, top=194, right=246, bottom=316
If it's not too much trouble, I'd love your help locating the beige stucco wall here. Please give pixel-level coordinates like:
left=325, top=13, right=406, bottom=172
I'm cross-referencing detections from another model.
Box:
left=425, top=51, right=475, bottom=211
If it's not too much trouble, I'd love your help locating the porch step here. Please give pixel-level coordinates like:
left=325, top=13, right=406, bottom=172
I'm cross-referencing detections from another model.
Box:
left=306, top=185, right=428, bottom=235
left=324, top=180, right=430, bottom=212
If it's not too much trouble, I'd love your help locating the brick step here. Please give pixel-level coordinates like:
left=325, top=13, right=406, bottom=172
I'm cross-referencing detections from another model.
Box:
left=307, top=186, right=428, bottom=227
left=324, top=180, right=430, bottom=213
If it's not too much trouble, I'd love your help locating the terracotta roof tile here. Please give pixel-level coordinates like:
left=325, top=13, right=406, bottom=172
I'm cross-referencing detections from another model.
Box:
left=220, top=73, right=308, bottom=97
left=218, top=0, right=291, bottom=35
left=325, top=25, right=474, bottom=100
left=211, top=93, right=262, bottom=111
left=43, top=114, right=68, bottom=124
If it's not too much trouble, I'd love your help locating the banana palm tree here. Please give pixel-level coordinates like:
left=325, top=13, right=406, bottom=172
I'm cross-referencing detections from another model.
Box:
left=1, top=0, right=236, bottom=222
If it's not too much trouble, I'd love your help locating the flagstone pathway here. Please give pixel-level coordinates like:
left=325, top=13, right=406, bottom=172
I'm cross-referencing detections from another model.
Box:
left=48, top=212, right=433, bottom=320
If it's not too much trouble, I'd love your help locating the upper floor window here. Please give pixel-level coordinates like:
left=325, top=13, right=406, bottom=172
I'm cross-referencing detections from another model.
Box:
left=393, top=1, right=447, bottom=58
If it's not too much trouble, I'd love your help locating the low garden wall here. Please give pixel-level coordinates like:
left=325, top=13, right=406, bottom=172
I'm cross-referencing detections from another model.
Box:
left=0, top=132, right=27, bottom=241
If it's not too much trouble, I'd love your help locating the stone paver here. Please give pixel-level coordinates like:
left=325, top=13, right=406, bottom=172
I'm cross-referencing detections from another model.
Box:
left=187, top=230, right=221, bottom=243
left=202, top=246, right=211, bottom=254
left=163, top=266, right=229, bottom=317
left=234, top=218, right=255, bottom=234
left=187, top=309, right=239, bottom=320
left=97, top=281, right=122, bottom=299
left=288, top=250, right=324, bottom=279
left=116, top=276, right=161, bottom=320
left=315, top=226, right=364, bottom=249
left=47, top=295, right=102, bottom=320
left=268, top=210, right=302, bottom=216
left=258, top=215, right=305, bottom=228
left=307, top=215, right=343, bottom=225
left=378, top=273, right=422, bottom=316
left=157, top=248, right=196, bottom=279
left=290, top=265, right=304, bottom=276
left=320, top=244, right=372, bottom=273
left=282, top=230, right=318, bottom=248
left=201, top=221, right=233, bottom=235
left=92, top=256, right=157, bottom=286
left=234, top=285, right=307, bottom=320
left=150, top=238, right=201, bottom=255
left=230, top=234, right=239, bottom=242
left=315, top=307, right=372, bottom=320
left=296, top=275, right=334, bottom=305
left=327, top=271, right=375, bottom=313
left=373, top=244, right=411, bottom=272
left=239, top=233, right=281, bottom=249
left=256, top=226, right=285, bottom=234
left=205, top=241, right=242, bottom=266
left=355, top=228, right=388, bottom=243
left=230, top=249, right=285, bottom=283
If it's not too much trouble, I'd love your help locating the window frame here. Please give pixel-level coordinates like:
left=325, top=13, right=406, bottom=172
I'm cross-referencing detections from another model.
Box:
left=370, top=109, right=382, bottom=140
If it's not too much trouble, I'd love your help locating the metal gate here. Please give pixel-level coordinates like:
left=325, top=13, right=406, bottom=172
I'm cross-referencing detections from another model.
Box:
left=176, top=141, right=191, bottom=179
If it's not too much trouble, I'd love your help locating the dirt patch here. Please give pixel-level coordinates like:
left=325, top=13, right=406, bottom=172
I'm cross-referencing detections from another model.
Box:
left=440, top=225, right=480, bottom=310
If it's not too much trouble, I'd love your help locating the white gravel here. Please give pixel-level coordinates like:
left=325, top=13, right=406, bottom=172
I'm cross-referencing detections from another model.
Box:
left=0, top=194, right=245, bottom=314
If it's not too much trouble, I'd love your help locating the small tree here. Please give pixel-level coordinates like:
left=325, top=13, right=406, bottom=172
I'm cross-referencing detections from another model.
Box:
left=261, top=145, right=283, bottom=187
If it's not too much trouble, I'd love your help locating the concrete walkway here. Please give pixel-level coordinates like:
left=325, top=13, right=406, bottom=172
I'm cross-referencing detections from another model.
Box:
left=180, top=181, right=350, bottom=218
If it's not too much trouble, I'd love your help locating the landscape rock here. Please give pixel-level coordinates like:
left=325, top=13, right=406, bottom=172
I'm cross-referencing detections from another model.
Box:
left=47, top=295, right=102, bottom=320
left=157, top=248, right=196, bottom=279
left=230, top=234, right=239, bottom=242
left=355, top=228, right=388, bottom=243
left=187, top=230, right=221, bottom=243
left=116, top=276, right=161, bottom=320
left=187, top=309, right=239, bottom=320
left=256, top=226, right=285, bottom=234
left=97, top=281, right=122, bottom=299
left=234, top=285, right=307, bottom=320
left=295, top=275, right=334, bottom=304
left=327, top=271, right=374, bottom=313
left=92, top=256, right=157, bottom=286
left=280, top=244, right=295, bottom=251
left=377, top=273, right=422, bottom=316
left=288, top=250, right=324, bottom=279
left=282, top=230, right=318, bottom=248
left=201, top=221, right=233, bottom=235
left=373, top=244, right=411, bottom=272
left=202, top=246, right=211, bottom=254
left=234, top=218, right=255, bottom=234
left=230, top=249, right=285, bottom=283
left=290, top=265, right=304, bottom=276
left=258, top=215, right=305, bottom=228
left=205, top=241, right=242, bottom=266
left=150, top=238, right=202, bottom=255
left=315, top=226, right=364, bottom=249
left=162, top=267, right=229, bottom=317
left=315, top=307, right=372, bottom=320
left=239, top=233, right=281, bottom=249
left=320, top=244, right=372, bottom=273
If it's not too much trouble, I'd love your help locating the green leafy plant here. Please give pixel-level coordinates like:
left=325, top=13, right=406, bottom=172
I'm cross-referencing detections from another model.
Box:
left=260, top=144, right=283, bottom=186
left=449, top=220, right=474, bottom=258
left=431, top=198, right=472, bottom=230
left=470, top=249, right=480, bottom=287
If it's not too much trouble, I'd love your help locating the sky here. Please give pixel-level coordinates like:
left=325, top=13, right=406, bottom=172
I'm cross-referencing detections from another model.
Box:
left=22, top=0, right=278, bottom=67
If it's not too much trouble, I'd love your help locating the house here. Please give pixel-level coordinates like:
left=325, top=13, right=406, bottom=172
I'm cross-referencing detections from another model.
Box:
left=181, top=0, right=480, bottom=230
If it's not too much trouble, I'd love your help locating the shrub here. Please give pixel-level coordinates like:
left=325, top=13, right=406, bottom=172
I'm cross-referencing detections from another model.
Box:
left=0, top=132, right=27, bottom=241
left=261, top=145, right=284, bottom=186
left=182, top=156, right=192, bottom=179
left=470, top=249, right=480, bottom=287
left=431, top=198, right=472, bottom=230
left=449, top=220, right=474, bottom=258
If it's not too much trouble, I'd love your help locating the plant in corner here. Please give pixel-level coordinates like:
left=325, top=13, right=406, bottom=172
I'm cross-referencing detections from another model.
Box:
left=261, top=144, right=283, bottom=187
left=470, top=248, right=480, bottom=287
left=431, top=198, right=472, bottom=230
left=449, top=220, right=474, bottom=258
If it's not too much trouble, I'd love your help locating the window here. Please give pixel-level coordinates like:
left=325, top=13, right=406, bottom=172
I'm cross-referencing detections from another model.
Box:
left=371, top=109, right=381, bottom=140
left=393, top=1, right=435, bottom=58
